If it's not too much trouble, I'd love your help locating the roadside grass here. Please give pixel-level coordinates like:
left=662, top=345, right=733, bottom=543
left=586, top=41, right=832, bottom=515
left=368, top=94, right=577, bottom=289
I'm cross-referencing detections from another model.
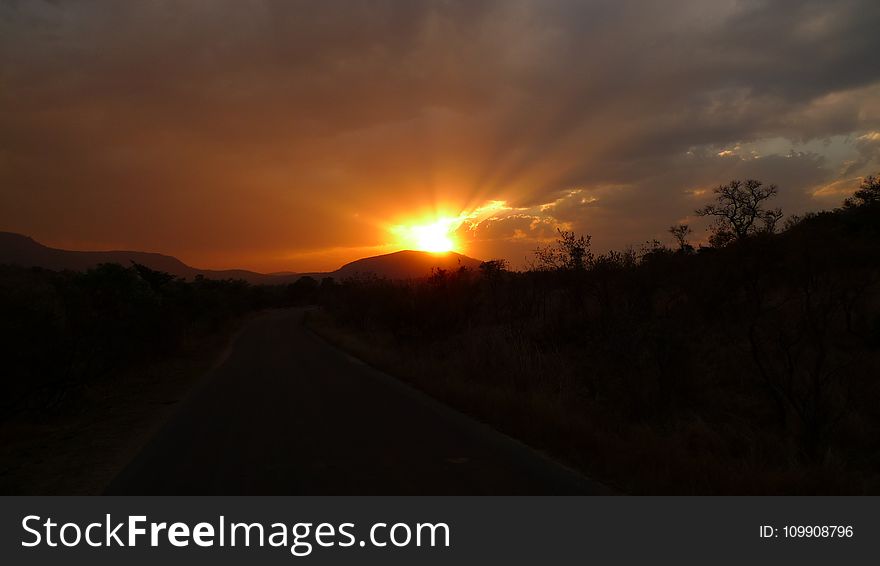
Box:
left=0, top=318, right=245, bottom=495
left=306, top=309, right=870, bottom=494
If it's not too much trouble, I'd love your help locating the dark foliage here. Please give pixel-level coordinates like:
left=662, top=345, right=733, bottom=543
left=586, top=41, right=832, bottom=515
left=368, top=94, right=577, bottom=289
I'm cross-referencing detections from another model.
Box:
left=696, top=179, right=784, bottom=247
left=320, top=188, right=880, bottom=493
left=4, top=175, right=879, bottom=492
left=844, top=174, right=880, bottom=209
left=668, top=224, right=694, bottom=253
left=0, top=263, right=295, bottom=417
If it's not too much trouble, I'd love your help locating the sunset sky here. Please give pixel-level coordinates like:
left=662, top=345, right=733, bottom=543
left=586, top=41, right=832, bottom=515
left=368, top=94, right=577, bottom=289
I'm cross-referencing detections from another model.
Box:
left=2, top=0, right=880, bottom=272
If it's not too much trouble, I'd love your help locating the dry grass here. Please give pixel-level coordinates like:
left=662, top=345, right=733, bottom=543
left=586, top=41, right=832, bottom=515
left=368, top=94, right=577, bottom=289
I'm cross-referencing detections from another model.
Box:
left=307, top=309, right=872, bottom=494
left=0, top=318, right=245, bottom=494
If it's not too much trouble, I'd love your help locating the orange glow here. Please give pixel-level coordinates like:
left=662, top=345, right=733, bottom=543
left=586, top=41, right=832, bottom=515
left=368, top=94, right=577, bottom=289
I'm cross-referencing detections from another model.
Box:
left=392, top=217, right=460, bottom=253
left=387, top=201, right=512, bottom=256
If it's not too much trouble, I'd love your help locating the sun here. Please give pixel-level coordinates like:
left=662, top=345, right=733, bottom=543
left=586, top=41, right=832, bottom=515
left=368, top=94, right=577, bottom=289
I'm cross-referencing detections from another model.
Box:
left=392, top=217, right=459, bottom=253
left=413, top=221, right=455, bottom=252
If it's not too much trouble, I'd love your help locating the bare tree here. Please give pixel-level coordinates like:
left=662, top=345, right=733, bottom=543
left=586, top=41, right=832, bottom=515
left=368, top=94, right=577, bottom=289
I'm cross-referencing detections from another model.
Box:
left=696, top=180, right=783, bottom=247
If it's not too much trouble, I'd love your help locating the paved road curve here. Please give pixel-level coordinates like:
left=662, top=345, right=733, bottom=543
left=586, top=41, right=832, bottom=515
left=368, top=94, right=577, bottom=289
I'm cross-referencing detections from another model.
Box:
left=107, top=309, right=604, bottom=494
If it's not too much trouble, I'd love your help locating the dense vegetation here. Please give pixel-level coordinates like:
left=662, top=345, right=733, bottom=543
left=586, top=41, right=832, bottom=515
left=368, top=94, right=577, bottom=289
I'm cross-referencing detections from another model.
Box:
left=3, top=176, right=878, bottom=494
left=317, top=176, right=880, bottom=493
left=0, top=263, right=302, bottom=418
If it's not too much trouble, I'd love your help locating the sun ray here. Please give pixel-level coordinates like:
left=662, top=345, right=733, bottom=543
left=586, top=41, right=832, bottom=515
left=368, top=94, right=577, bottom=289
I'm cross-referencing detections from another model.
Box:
left=392, top=217, right=458, bottom=252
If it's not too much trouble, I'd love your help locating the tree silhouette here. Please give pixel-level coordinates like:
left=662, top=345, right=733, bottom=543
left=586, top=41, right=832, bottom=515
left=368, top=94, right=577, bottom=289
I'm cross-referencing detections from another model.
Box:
left=843, top=174, right=880, bottom=208
left=696, top=179, right=783, bottom=247
left=532, top=229, right=592, bottom=271
left=131, top=261, right=175, bottom=292
left=478, top=259, right=509, bottom=286
left=668, top=224, right=694, bottom=253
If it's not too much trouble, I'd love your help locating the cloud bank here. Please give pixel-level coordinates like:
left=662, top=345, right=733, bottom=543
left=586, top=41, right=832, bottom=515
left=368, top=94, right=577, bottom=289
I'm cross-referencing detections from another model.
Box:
left=1, top=0, right=879, bottom=270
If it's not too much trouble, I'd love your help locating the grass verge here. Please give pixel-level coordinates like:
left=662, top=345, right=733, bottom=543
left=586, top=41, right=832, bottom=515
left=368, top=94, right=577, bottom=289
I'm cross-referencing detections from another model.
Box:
left=306, top=309, right=868, bottom=494
left=0, top=317, right=248, bottom=495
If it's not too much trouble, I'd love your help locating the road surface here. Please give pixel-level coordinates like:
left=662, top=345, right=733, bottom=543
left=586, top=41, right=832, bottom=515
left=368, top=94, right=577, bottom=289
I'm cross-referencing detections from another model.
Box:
left=107, top=309, right=604, bottom=494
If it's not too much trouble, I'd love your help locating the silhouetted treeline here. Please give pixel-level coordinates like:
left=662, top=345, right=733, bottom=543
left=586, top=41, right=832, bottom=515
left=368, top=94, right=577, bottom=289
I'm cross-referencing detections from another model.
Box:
left=0, top=263, right=307, bottom=417
left=319, top=178, right=880, bottom=493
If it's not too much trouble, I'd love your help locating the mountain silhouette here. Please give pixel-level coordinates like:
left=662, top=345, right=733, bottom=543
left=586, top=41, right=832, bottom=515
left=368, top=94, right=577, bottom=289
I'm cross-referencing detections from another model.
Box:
left=0, top=232, right=483, bottom=282
left=333, top=250, right=483, bottom=280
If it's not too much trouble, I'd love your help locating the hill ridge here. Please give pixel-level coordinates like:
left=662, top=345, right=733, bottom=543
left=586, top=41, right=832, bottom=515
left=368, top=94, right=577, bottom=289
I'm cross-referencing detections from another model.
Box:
left=0, top=232, right=484, bottom=283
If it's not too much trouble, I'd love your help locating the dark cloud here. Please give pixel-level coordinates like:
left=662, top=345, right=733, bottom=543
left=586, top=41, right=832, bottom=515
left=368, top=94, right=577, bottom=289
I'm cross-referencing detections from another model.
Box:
left=1, top=0, right=879, bottom=270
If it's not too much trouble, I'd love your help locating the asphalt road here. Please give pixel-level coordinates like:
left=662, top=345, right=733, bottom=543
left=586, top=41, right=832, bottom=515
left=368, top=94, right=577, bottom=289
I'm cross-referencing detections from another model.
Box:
left=107, top=309, right=604, bottom=494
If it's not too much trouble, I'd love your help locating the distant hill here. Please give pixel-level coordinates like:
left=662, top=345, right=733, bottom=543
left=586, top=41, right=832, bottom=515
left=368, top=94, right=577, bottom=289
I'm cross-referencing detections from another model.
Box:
left=0, top=232, right=294, bottom=284
left=333, top=250, right=483, bottom=280
left=0, top=232, right=484, bottom=283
